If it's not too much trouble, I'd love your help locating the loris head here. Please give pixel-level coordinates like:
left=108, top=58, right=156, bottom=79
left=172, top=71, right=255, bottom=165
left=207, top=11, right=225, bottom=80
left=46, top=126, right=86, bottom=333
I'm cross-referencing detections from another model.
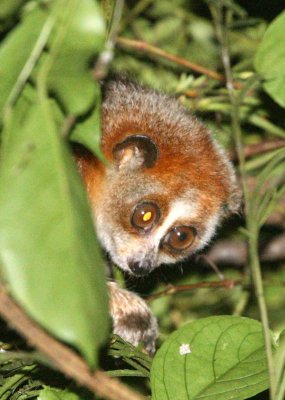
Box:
left=76, top=80, right=240, bottom=276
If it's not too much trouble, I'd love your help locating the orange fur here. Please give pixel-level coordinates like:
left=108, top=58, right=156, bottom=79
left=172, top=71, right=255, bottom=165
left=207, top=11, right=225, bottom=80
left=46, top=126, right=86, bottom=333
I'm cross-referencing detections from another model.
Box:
left=73, top=79, right=240, bottom=353
left=75, top=79, right=239, bottom=273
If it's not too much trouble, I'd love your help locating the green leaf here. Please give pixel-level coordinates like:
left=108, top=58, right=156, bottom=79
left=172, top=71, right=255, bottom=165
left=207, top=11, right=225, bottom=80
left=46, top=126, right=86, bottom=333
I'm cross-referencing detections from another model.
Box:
left=0, top=6, right=49, bottom=116
left=151, top=316, right=270, bottom=400
left=70, top=85, right=103, bottom=158
left=275, top=330, right=285, bottom=400
left=248, top=147, right=285, bottom=226
left=0, top=0, right=106, bottom=120
left=0, top=365, right=35, bottom=399
left=38, top=386, right=80, bottom=400
left=0, top=0, right=26, bottom=20
left=0, top=86, right=109, bottom=367
left=254, top=11, right=285, bottom=107
left=46, top=0, right=105, bottom=115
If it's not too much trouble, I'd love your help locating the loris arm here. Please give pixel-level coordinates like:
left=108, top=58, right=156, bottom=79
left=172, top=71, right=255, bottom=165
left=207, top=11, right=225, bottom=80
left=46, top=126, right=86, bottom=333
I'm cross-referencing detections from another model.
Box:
left=108, top=282, right=158, bottom=354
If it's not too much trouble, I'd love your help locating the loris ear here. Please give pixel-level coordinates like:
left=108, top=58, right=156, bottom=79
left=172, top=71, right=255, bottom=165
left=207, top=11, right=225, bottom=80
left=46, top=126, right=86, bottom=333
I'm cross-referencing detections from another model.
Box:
left=112, top=135, right=158, bottom=170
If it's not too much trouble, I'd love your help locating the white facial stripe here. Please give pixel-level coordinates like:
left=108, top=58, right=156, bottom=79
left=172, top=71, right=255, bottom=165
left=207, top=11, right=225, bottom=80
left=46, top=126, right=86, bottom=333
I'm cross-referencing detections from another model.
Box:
left=94, top=194, right=221, bottom=273
left=195, top=211, right=220, bottom=250
left=151, top=199, right=198, bottom=246
left=151, top=198, right=221, bottom=256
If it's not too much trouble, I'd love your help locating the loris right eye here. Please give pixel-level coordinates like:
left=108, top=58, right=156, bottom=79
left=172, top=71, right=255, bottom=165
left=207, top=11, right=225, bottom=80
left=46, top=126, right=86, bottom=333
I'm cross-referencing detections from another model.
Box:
left=163, top=226, right=196, bottom=252
left=131, top=202, right=160, bottom=233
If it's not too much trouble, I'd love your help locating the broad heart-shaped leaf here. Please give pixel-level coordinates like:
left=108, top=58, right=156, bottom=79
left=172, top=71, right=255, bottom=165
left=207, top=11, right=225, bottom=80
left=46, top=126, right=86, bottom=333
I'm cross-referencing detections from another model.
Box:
left=254, top=11, right=285, bottom=108
left=151, top=316, right=269, bottom=400
left=46, top=0, right=105, bottom=115
left=0, top=6, right=48, bottom=116
left=0, top=86, right=109, bottom=366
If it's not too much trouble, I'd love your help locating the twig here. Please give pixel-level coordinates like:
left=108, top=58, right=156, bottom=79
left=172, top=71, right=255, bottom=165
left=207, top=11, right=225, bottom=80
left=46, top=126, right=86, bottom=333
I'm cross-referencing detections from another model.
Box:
left=117, top=36, right=242, bottom=89
left=0, top=284, right=145, bottom=400
left=146, top=279, right=240, bottom=302
left=107, top=369, right=148, bottom=378
left=93, top=0, right=125, bottom=80
left=2, top=16, right=55, bottom=122
left=210, top=5, right=249, bottom=209
left=229, top=139, right=285, bottom=162
left=197, top=254, right=225, bottom=280
left=61, top=115, right=76, bottom=138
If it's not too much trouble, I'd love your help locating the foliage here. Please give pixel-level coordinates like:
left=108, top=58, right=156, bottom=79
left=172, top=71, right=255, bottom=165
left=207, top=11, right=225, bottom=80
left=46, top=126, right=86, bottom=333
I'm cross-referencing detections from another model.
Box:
left=151, top=316, right=273, bottom=400
left=0, top=0, right=285, bottom=400
left=0, top=0, right=108, bottom=367
left=254, top=11, right=285, bottom=108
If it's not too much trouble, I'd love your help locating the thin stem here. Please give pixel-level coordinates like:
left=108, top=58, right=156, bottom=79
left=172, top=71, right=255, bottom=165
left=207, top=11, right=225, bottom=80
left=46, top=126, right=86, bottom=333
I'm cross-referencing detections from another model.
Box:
left=230, top=139, right=285, bottom=161
left=209, top=3, right=277, bottom=398
left=0, top=351, right=50, bottom=367
left=107, top=350, right=151, bottom=376
left=210, top=4, right=249, bottom=210
left=3, top=17, right=55, bottom=121
left=276, top=371, right=285, bottom=400
left=121, top=358, right=150, bottom=377
left=117, top=36, right=243, bottom=86
left=110, top=335, right=152, bottom=368
left=248, top=235, right=277, bottom=398
left=0, top=365, right=36, bottom=399
left=146, top=279, right=240, bottom=302
left=107, top=369, right=148, bottom=378
left=93, top=0, right=125, bottom=80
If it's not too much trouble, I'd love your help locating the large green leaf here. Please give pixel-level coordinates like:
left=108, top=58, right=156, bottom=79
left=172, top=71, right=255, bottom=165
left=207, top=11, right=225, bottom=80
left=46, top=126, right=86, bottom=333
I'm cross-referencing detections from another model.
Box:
left=151, top=316, right=270, bottom=400
left=0, top=86, right=109, bottom=366
left=0, top=0, right=106, bottom=120
left=0, top=6, right=49, bottom=116
left=0, top=0, right=26, bottom=20
left=46, top=0, right=105, bottom=115
left=254, top=11, right=285, bottom=108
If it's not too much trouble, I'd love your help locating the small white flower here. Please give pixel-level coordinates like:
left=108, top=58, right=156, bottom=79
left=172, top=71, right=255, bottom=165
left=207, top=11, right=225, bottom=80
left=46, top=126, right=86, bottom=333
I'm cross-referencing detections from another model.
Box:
left=179, top=343, right=191, bottom=355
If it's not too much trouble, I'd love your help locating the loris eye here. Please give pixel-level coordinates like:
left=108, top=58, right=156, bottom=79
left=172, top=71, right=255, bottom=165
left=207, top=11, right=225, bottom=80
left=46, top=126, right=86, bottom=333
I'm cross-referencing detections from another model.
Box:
left=131, top=202, right=160, bottom=232
left=164, top=226, right=196, bottom=252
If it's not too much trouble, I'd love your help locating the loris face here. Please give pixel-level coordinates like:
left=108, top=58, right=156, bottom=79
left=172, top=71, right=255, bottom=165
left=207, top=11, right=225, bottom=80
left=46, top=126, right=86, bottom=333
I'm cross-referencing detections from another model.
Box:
left=94, top=168, right=221, bottom=276
left=76, top=80, right=240, bottom=276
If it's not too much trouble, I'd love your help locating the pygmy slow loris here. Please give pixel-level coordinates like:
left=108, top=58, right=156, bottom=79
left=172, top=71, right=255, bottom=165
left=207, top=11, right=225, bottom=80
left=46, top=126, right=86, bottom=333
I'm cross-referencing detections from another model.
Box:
left=75, top=79, right=240, bottom=353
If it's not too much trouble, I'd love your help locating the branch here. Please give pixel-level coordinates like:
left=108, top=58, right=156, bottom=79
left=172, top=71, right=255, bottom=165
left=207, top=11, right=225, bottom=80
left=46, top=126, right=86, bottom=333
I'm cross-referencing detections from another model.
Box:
left=229, top=139, right=285, bottom=162
left=146, top=279, right=240, bottom=302
left=0, top=284, right=145, bottom=400
left=117, top=36, right=242, bottom=89
left=93, top=0, right=125, bottom=80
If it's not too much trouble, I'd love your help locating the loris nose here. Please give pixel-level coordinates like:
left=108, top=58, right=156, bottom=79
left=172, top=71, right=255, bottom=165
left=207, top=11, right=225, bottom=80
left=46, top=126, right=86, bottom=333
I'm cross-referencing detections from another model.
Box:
left=128, top=261, right=151, bottom=276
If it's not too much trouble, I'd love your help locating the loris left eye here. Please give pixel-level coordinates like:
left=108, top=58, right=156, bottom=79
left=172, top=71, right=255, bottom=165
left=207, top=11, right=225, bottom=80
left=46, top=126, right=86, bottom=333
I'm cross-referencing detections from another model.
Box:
left=163, top=226, right=196, bottom=252
left=131, top=202, right=160, bottom=232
